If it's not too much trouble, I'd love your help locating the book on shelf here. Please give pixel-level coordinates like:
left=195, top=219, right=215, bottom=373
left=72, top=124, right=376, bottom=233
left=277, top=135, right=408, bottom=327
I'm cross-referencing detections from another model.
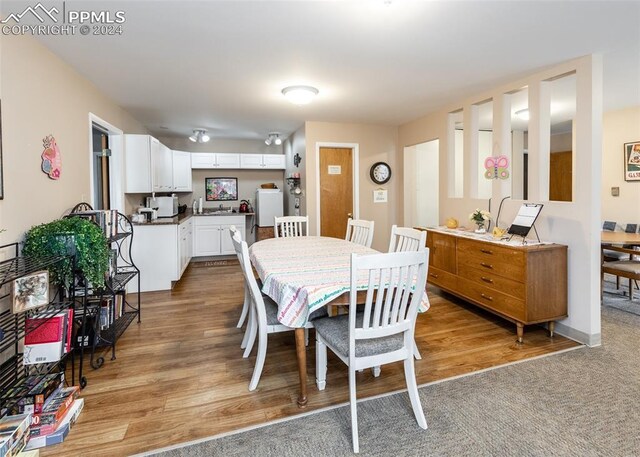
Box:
left=29, top=386, right=79, bottom=436
left=24, top=398, right=83, bottom=451
left=72, top=209, right=118, bottom=239
left=23, top=310, right=73, bottom=365
left=1, top=373, right=64, bottom=416
left=0, top=413, right=31, bottom=457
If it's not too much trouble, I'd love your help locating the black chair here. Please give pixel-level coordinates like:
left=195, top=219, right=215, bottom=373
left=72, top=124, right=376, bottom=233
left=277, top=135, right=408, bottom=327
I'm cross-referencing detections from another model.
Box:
left=602, top=221, right=617, bottom=231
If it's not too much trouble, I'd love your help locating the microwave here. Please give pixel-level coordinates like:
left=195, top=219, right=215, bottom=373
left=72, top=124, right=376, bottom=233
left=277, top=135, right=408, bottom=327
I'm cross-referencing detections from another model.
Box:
left=146, top=196, right=178, bottom=217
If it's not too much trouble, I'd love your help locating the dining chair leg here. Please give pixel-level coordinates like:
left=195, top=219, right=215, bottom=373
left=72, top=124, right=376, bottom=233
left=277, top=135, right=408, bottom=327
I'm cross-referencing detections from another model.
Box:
left=315, top=337, right=327, bottom=390
left=243, top=307, right=257, bottom=358
left=249, top=328, right=268, bottom=391
left=349, top=368, right=360, bottom=453
left=413, top=340, right=422, bottom=360
left=240, top=304, right=254, bottom=350
left=236, top=285, right=250, bottom=328
left=403, top=356, right=427, bottom=429
left=629, top=278, right=634, bottom=301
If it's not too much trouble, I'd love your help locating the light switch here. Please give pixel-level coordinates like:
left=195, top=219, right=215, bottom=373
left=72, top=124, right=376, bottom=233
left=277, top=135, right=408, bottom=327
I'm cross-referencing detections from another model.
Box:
left=611, top=187, right=620, bottom=197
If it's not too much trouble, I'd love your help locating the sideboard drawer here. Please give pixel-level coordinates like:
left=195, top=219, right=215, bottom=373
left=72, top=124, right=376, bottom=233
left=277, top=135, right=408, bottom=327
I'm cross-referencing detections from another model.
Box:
left=457, top=238, right=525, bottom=266
left=458, top=278, right=526, bottom=321
left=458, top=264, right=525, bottom=300
left=427, top=267, right=457, bottom=291
left=458, top=251, right=525, bottom=281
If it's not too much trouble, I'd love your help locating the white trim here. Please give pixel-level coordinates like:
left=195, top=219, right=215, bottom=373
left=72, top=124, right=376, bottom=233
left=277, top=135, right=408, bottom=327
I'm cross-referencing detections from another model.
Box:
left=134, top=344, right=585, bottom=457
left=314, top=142, right=360, bottom=236
left=88, top=113, right=124, bottom=212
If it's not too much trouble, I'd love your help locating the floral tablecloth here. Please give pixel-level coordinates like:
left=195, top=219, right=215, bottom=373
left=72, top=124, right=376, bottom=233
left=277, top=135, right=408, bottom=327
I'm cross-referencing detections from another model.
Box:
left=249, top=236, right=430, bottom=327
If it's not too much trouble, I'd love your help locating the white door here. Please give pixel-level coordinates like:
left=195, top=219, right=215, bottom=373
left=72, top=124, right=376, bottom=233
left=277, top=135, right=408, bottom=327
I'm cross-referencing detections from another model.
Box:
left=240, top=154, right=263, bottom=169
left=403, top=139, right=439, bottom=227
left=263, top=155, right=286, bottom=169
left=173, top=151, right=192, bottom=191
left=150, top=137, right=161, bottom=192
left=216, top=153, right=241, bottom=169
left=191, top=153, right=217, bottom=169
left=219, top=224, right=243, bottom=254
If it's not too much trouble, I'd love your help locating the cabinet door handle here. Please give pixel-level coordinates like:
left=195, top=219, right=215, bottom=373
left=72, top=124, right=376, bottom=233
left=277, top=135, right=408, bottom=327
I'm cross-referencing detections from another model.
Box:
left=480, top=293, right=493, bottom=301
left=429, top=273, right=439, bottom=279
left=480, top=262, right=493, bottom=269
left=480, top=249, right=493, bottom=255
left=481, top=276, right=494, bottom=284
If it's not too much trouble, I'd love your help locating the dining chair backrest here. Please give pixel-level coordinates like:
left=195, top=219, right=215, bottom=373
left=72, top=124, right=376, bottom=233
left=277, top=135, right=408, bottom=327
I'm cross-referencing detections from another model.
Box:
left=602, top=221, right=617, bottom=231
left=274, top=215, right=309, bottom=238
left=625, top=223, right=638, bottom=234
left=345, top=218, right=375, bottom=248
left=388, top=225, right=426, bottom=253
left=349, top=249, right=429, bottom=358
left=230, top=228, right=267, bottom=327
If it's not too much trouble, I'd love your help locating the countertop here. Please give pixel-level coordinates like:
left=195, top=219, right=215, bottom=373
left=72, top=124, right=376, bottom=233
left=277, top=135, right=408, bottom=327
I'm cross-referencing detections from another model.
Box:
left=132, top=209, right=254, bottom=226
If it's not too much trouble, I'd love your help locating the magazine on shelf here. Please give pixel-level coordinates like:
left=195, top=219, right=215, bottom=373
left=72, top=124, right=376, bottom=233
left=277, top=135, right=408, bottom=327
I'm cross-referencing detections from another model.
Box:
left=23, top=309, right=73, bottom=365
left=30, top=386, right=79, bottom=434
left=2, top=373, right=64, bottom=416
left=0, top=413, right=31, bottom=457
left=24, top=398, right=84, bottom=451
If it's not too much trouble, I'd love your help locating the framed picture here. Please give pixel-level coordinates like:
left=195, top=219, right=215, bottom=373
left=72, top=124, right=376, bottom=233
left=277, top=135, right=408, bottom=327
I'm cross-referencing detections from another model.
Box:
left=624, top=141, right=640, bottom=181
left=12, top=270, right=49, bottom=314
left=205, top=177, right=238, bottom=201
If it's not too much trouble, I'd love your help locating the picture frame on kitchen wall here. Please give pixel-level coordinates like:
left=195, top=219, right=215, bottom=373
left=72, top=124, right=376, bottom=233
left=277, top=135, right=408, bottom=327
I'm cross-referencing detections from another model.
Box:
left=624, top=141, right=640, bottom=181
left=205, top=177, right=238, bottom=201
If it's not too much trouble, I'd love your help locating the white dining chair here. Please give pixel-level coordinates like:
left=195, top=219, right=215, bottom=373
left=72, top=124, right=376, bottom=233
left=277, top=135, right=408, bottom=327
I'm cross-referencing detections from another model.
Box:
left=274, top=215, right=309, bottom=238
left=314, top=249, right=430, bottom=453
left=345, top=218, right=375, bottom=248
left=388, top=225, right=426, bottom=253
left=230, top=228, right=321, bottom=391
left=387, top=225, right=427, bottom=361
left=228, top=226, right=255, bottom=350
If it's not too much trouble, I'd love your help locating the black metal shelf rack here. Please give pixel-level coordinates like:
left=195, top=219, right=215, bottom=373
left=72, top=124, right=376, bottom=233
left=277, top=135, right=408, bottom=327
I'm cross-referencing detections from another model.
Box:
left=68, top=204, right=141, bottom=371
left=0, top=242, right=78, bottom=416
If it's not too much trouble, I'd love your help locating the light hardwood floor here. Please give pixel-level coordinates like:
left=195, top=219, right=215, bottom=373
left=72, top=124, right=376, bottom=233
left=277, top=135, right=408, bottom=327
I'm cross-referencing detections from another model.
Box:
left=42, top=260, right=579, bottom=456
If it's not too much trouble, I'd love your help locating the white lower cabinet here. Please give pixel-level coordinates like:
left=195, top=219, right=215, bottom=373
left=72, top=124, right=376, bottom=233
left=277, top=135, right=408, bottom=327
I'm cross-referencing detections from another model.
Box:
left=130, top=217, right=193, bottom=292
left=194, top=216, right=245, bottom=256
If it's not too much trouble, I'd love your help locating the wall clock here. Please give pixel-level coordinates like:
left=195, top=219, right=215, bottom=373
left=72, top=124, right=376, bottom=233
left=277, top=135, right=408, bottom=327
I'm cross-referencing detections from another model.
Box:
left=370, top=162, right=391, bottom=184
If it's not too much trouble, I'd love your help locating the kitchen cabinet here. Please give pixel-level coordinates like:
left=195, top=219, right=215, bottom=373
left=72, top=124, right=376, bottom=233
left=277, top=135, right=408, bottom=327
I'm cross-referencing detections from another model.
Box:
left=179, top=217, right=193, bottom=276
left=173, top=150, right=193, bottom=192
left=154, top=143, right=174, bottom=192
left=240, top=154, right=286, bottom=169
left=193, top=216, right=245, bottom=256
left=130, top=217, right=193, bottom=292
left=125, top=135, right=159, bottom=193
left=124, top=135, right=175, bottom=193
left=191, top=153, right=240, bottom=169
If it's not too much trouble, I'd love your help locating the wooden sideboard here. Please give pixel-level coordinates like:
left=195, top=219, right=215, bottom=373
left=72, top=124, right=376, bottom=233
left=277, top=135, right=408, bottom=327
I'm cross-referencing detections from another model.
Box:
left=425, top=229, right=567, bottom=343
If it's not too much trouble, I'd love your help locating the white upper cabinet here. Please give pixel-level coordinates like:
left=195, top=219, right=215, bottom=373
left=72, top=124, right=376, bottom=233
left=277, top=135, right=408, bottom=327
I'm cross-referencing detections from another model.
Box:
left=172, top=150, right=192, bottom=192
left=125, top=135, right=156, bottom=193
left=240, top=154, right=286, bottom=169
left=155, top=142, right=174, bottom=192
left=191, top=153, right=240, bottom=169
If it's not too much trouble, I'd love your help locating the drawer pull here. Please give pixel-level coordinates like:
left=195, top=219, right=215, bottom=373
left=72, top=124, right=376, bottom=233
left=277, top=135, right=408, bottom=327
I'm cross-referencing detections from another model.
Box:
left=480, top=249, right=493, bottom=255
left=480, top=262, right=493, bottom=269
left=429, top=273, right=439, bottom=279
left=481, top=276, right=494, bottom=284
left=480, top=293, right=493, bottom=301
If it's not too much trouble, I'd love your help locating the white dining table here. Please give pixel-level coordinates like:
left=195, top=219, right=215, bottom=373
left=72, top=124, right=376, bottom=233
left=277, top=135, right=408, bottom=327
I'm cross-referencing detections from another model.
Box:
left=249, top=236, right=430, bottom=407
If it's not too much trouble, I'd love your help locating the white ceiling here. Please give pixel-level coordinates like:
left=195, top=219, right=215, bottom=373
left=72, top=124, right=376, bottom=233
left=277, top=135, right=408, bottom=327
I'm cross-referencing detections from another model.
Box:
left=6, top=0, right=640, bottom=140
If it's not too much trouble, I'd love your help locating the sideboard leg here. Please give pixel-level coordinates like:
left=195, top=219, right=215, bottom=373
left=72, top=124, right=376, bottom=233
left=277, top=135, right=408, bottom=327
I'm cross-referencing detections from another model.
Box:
left=516, top=322, right=524, bottom=343
left=548, top=321, right=555, bottom=338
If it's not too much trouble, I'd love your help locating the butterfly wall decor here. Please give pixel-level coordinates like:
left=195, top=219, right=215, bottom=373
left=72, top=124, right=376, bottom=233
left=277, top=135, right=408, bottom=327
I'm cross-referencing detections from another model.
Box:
left=484, top=155, right=509, bottom=180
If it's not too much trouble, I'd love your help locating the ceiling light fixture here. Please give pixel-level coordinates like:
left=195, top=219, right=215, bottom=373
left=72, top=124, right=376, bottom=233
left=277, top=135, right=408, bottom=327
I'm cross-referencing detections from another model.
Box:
left=515, top=109, right=530, bottom=121
left=265, top=132, right=282, bottom=146
left=189, top=129, right=210, bottom=143
left=281, top=85, right=319, bottom=105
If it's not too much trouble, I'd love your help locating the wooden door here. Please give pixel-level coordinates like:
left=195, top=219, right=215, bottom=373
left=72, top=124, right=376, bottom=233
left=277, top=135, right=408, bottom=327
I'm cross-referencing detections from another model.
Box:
left=320, top=147, right=353, bottom=239
left=549, top=151, right=572, bottom=201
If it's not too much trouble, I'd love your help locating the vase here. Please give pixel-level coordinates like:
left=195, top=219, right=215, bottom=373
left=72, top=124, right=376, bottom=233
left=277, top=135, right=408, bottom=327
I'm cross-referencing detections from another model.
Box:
left=474, top=222, right=486, bottom=234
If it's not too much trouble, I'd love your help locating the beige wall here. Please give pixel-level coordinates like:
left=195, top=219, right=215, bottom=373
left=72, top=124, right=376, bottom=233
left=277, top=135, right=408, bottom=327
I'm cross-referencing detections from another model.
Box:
left=602, top=106, right=640, bottom=225
left=304, top=122, right=399, bottom=252
left=398, top=55, right=603, bottom=345
left=0, top=34, right=146, bottom=246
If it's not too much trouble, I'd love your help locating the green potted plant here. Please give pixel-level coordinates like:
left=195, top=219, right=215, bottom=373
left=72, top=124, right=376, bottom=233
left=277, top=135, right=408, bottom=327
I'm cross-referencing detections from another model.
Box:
left=23, top=217, right=109, bottom=290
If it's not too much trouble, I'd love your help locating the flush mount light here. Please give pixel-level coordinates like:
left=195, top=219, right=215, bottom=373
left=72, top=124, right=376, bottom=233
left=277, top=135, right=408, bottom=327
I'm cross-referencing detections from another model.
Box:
left=189, top=129, right=210, bottom=143
left=265, top=132, right=282, bottom=146
left=515, top=109, right=530, bottom=121
left=281, top=85, right=319, bottom=105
